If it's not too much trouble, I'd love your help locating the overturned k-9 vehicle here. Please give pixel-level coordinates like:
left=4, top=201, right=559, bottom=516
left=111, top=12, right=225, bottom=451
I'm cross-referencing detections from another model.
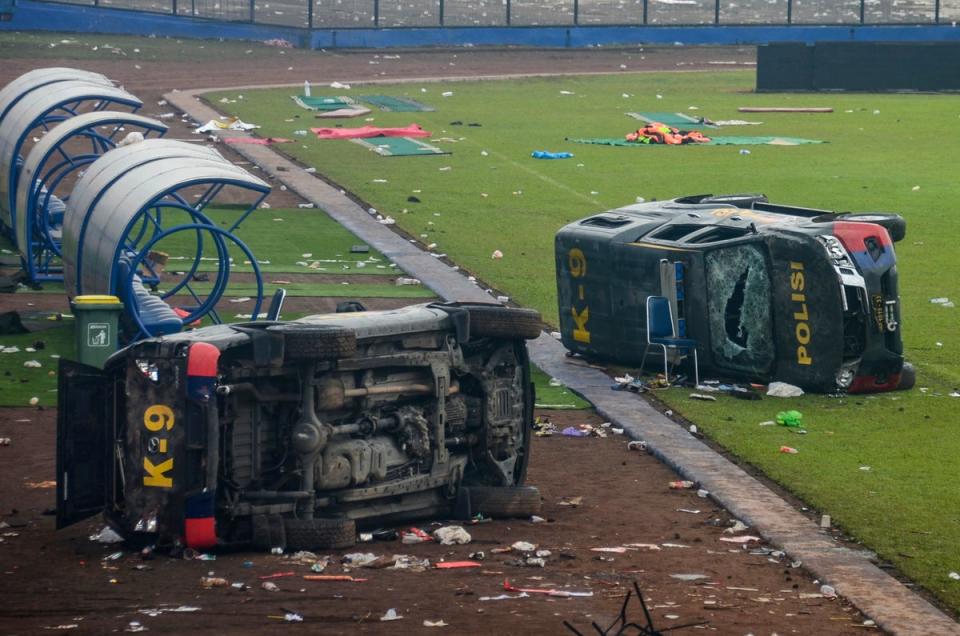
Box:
left=556, top=194, right=912, bottom=394
left=57, top=302, right=543, bottom=551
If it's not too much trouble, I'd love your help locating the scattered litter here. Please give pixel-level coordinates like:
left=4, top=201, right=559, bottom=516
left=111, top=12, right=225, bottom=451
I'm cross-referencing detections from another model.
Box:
left=591, top=547, right=629, bottom=554
left=562, top=426, right=590, bottom=438
left=725, top=521, right=750, bottom=534
left=434, top=561, right=482, bottom=569
left=689, top=393, right=716, bottom=401
left=767, top=382, right=804, bottom=398
left=261, top=581, right=280, bottom=591
left=950, top=572, right=960, bottom=581
left=138, top=606, right=200, bottom=617
left=491, top=249, right=503, bottom=259
left=530, top=515, right=546, bottom=524
left=531, top=150, right=573, bottom=159
left=90, top=526, right=124, bottom=544
left=776, top=410, right=803, bottom=427
left=200, top=576, right=228, bottom=588
left=480, top=592, right=529, bottom=601
left=511, top=541, right=537, bottom=552
left=503, top=579, right=592, bottom=597
left=557, top=496, right=583, bottom=507
left=380, top=608, right=403, bottom=621
left=282, top=613, right=303, bottom=622
left=669, top=480, right=696, bottom=490
left=820, top=584, right=838, bottom=599
left=343, top=553, right=380, bottom=567
left=779, top=446, right=799, bottom=454
left=391, top=555, right=430, bottom=571
left=258, top=571, right=295, bottom=580
left=662, top=543, right=690, bottom=548
left=434, top=525, right=471, bottom=545
left=625, top=543, right=662, bottom=551
left=677, top=508, right=700, bottom=514
left=719, top=535, right=762, bottom=544
left=423, top=619, right=448, bottom=627
left=304, top=575, right=368, bottom=582
left=401, top=527, right=433, bottom=544
left=627, top=440, right=647, bottom=452
left=820, top=514, right=832, bottom=528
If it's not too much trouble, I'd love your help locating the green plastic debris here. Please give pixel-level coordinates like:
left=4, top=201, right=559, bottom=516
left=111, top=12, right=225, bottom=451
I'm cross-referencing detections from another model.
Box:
left=776, top=410, right=803, bottom=427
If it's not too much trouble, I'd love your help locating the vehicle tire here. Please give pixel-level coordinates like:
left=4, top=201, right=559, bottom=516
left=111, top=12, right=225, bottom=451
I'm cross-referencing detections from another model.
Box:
left=268, top=324, right=357, bottom=361
left=463, top=485, right=542, bottom=518
left=897, top=361, right=916, bottom=391
left=251, top=514, right=287, bottom=552
left=284, top=517, right=356, bottom=550
left=836, top=213, right=906, bottom=242
left=465, top=305, right=542, bottom=340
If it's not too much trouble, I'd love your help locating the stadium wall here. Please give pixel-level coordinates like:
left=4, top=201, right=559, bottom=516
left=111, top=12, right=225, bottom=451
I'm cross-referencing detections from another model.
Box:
left=3, top=0, right=960, bottom=49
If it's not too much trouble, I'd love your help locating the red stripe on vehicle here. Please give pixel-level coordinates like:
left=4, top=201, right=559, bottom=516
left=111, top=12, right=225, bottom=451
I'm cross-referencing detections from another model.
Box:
left=187, top=342, right=220, bottom=378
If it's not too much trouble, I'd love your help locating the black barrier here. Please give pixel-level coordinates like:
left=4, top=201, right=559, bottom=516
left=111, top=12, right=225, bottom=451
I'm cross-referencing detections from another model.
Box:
left=758, top=41, right=960, bottom=92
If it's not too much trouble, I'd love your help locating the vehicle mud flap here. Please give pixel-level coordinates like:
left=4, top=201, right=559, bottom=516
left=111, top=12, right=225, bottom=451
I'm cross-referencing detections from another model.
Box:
left=458, top=486, right=542, bottom=519
left=56, top=359, right=112, bottom=529
left=251, top=514, right=287, bottom=552
left=230, top=326, right=284, bottom=367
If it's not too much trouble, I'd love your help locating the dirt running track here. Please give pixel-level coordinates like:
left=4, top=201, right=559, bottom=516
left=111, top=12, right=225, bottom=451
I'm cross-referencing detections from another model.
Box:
left=0, top=43, right=875, bottom=635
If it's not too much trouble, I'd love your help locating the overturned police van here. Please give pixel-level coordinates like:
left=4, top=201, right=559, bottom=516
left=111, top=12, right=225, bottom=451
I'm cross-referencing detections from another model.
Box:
left=56, top=302, right=542, bottom=552
left=556, top=194, right=911, bottom=394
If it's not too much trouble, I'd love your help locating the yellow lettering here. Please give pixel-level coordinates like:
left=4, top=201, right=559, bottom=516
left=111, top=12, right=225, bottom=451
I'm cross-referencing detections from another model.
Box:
left=790, top=271, right=805, bottom=291
left=797, top=346, right=812, bottom=365
left=571, top=305, right=591, bottom=343
left=793, top=303, right=809, bottom=321
left=796, top=322, right=811, bottom=345
left=568, top=248, right=587, bottom=278
left=144, top=405, right=174, bottom=432
left=790, top=261, right=804, bottom=271
left=143, top=458, right=174, bottom=488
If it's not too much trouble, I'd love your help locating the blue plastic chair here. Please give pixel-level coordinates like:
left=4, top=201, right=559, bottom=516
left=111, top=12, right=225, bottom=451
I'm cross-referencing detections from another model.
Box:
left=641, top=295, right=699, bottom=386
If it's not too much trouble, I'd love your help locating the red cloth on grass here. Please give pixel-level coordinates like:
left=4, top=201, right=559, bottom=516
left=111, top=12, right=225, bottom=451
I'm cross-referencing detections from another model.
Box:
left=310, top=124, right=430, bottom=139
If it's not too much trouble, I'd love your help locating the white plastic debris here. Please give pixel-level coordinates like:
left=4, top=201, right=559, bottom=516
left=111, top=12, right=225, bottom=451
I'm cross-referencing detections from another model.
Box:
left=511, top=541, right=536, bottom=552
left=767, top=381, right=804, bottom=398
left=23, top=360, right=42, bottom=368
left=423, top=619, right=448, bottom=627
left=380, top=608, right=403, bottom=621
left=90, top=526, right=124, bottom=544
left=433, top=526, right=471, bottom=545
left=117, top=131, right=145, bottom=147
left=491, top=249, right=504, bottom=259
left=29, top=397, right=39, bottom=406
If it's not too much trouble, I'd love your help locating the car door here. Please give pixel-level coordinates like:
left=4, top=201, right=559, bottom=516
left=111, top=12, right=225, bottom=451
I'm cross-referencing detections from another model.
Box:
left=56, top=359, right=112, bottom=529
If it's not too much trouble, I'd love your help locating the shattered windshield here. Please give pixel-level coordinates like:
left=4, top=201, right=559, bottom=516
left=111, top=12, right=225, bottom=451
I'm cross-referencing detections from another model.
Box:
left=705, top=244, right=775, bottom=373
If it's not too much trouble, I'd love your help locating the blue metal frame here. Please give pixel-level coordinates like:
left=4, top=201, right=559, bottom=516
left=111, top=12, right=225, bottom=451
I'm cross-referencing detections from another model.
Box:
left=3, top=92, right=141, bottom=240
left=120, top=223, right=263, bottom=340
left=20, top=118, right=167, bottom=283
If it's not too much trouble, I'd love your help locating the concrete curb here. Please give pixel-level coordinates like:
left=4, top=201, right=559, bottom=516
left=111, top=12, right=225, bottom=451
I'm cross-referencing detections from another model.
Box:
left=166, top=86, right=960, bottom=636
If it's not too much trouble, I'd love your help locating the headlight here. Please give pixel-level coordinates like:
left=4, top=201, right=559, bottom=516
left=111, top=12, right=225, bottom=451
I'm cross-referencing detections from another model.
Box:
left=819, top=235, right=849, bottom=263
left=836, top=366, right=856, bottom=389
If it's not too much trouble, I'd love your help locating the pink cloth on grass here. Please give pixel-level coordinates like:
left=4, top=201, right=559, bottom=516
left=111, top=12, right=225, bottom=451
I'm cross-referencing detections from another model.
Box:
left=310, top=124, right=430, bottom=139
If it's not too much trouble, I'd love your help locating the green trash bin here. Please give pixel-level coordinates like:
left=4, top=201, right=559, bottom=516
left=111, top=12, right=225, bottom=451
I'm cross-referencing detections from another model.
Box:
left=71, top=295, right=123, bottom=368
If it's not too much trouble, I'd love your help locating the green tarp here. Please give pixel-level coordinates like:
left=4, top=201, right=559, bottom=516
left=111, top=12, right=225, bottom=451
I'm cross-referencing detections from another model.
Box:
left=350, top=136, right=450, bottom=157
left=626, top=111, right=717, bottom=128
left=292, top=95, right=357, bottom=111
left=359, top=95, right=435, bottom=112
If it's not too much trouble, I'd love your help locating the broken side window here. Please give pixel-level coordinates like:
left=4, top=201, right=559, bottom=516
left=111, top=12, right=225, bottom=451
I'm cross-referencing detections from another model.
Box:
left=705, top=244, right=775, bottom=374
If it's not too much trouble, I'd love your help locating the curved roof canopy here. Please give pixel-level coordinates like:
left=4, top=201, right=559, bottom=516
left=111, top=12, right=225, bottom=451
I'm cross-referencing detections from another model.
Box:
left=0, top=80, right=142, bottom=236
left=0, top=67, right=112, bottom=125
left=15, top=111, right=169, bottom=282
